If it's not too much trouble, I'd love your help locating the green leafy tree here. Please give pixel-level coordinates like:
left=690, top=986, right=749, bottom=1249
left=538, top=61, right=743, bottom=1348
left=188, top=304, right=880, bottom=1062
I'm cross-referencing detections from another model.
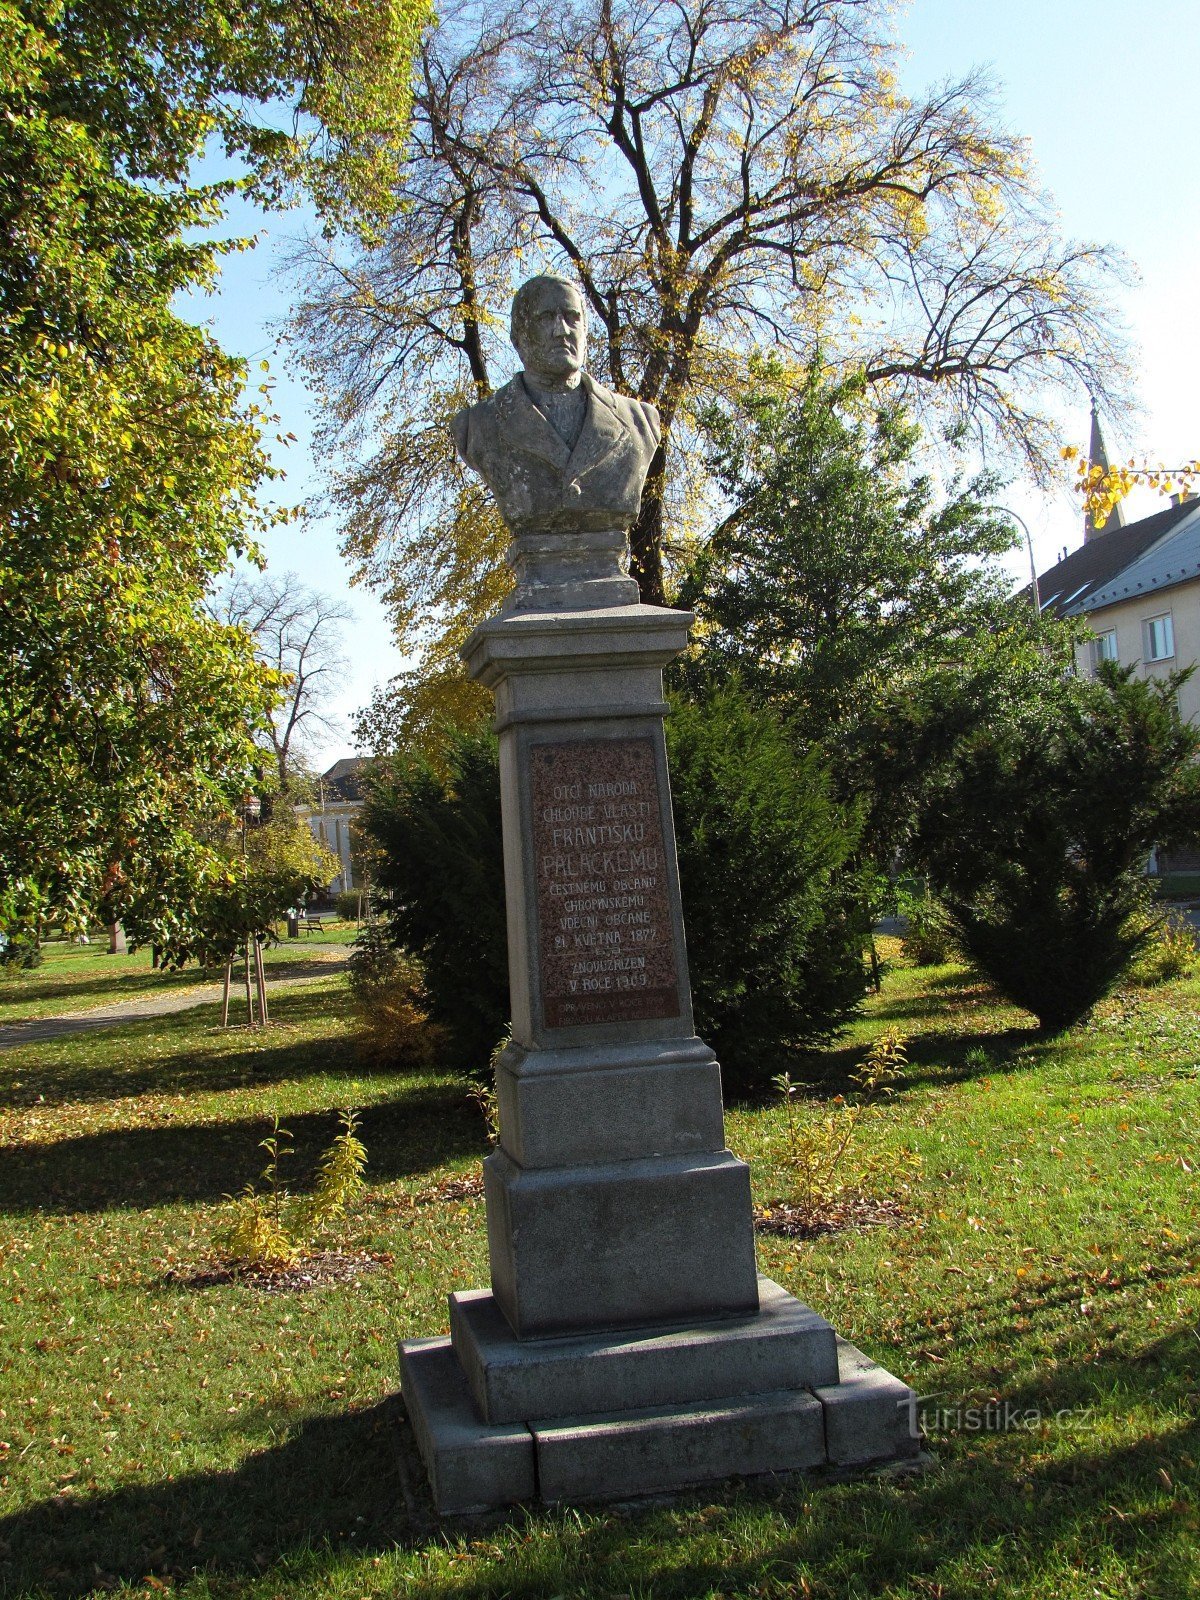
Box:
left=908, top=662, right=1200, bottom=1031
left=0, top=0, right=428, bottom=951
left=182, top=812, right=341, bottom=969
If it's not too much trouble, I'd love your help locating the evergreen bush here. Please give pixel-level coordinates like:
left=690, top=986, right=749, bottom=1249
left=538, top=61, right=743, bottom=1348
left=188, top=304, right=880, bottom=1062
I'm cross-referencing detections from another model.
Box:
left=347, top=920, right=443, bottom=1067
left=361, top=734, right=509, bottom=1075
left=668, top=686, right=870, bottom=1089
left=913, top=663, right=1200, bottom=1031
left=360, top=690, right=870, bottom=1090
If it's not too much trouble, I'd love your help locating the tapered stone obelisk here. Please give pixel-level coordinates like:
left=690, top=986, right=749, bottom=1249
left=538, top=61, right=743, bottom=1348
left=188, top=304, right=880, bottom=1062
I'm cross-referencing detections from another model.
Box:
left=398, top=274, right=919, bottom=1510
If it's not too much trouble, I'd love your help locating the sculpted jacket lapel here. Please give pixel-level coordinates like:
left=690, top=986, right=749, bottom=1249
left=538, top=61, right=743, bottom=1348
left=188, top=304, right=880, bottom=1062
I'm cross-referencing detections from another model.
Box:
left=568, top=375, right=630, bottom=483
left=494, top=378, right=572, bottom=473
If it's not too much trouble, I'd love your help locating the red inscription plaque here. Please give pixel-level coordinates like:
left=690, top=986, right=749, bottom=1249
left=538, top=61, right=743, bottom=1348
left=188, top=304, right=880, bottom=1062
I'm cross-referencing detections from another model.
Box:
left=530, top=738, right=682, bottom=1029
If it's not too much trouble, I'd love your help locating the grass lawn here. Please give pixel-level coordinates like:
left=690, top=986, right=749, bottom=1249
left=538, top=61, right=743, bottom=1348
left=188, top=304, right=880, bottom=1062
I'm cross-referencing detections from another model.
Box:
left=1, top=950, right=1197, bottom=1598
left=0, top=938, right=354, bottom=1026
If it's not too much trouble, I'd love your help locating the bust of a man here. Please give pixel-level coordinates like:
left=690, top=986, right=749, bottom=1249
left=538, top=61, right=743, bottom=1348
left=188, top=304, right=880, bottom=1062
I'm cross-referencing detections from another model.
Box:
left=451, top=275, right=660, bottom=539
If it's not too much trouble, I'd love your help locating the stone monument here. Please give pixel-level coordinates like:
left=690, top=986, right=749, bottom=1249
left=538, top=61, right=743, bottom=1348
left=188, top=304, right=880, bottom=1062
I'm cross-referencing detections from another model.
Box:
left=399, top=273, right=919, bottom=1511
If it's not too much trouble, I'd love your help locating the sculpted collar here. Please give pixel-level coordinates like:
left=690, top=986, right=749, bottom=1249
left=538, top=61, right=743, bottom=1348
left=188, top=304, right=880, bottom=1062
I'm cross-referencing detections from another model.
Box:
left=493, top=371, right=630, bottom=481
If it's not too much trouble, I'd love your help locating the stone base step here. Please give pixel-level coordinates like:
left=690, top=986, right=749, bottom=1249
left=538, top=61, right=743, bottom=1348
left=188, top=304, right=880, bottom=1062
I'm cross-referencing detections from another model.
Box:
left=399, top=1287, right=920, bottom=1515
left=450, top=1275, right=838, bottom=1424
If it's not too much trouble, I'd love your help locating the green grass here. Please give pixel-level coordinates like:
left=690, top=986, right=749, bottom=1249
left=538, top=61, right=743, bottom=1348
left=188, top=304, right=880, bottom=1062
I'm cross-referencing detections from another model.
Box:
left=1, top=953, right=1198, bottom=1599
left=0, top=941, right=350, bottom=1025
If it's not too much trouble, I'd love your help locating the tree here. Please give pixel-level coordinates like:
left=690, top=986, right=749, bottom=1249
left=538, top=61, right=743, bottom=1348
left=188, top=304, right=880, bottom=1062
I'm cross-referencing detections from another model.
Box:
left=907, top=663, right=1200, bottom=1031
left=218, top=573, right=352, bottom=795
left=291, top=0, right=1130, bottom=715
left=668, top=685, right=870, bottom=1085
left=677, top=367, right=1020, bottom=744
left=673, top=366, right=1067, bottom=883
left=363, top=732, right=510, bottom=1071
left=1064, top=445, right=1200, bottom=531
left=186, top=812, right=341, bottom=969
left=0, top=0, right=428, bottom=950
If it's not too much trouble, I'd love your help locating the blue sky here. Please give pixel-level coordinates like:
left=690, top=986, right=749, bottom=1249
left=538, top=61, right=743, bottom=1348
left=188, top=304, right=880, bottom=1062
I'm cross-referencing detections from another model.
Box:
left=180, top=0, right=1200, bottom=767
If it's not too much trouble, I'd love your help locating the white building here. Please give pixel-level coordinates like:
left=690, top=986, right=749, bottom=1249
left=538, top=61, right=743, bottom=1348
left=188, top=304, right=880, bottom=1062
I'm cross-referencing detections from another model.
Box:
left=1036, top=493, right=1200, bottom=876
left=1036, top=496, right=1200, bottom=726
left=296, top=757, right=372, bottom=896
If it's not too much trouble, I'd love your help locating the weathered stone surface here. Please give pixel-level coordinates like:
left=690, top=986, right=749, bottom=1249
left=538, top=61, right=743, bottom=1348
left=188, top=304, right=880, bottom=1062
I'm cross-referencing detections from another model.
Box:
left=815, top=1339, right=921, bottom=1466
left=398, top=1338, right=535, bottom=1515
left=484, top=1146, right=759, bottom=1337
left=451, top=1276, right=838, bottom=1425
left=397, top=274, right=922, bottom=1519
left=532, top=1387, right=827, bottom=1503
left=493, top=1037, right=725, bottom=1168
left=450, top=276, right=659, bottom=614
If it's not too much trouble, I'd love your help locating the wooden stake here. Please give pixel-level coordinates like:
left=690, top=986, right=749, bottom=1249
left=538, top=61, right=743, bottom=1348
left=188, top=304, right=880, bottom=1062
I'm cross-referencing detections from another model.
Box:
left=244, top=938, right=256, bottom=1028
left=221, top=963, right=231, bottom=1027
left=255, top=937, right=269, bottom=1025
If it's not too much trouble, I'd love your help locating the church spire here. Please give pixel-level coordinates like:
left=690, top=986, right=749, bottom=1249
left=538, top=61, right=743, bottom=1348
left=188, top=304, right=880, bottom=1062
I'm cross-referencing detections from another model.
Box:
left=1084, top=397, right=1127, bottom=542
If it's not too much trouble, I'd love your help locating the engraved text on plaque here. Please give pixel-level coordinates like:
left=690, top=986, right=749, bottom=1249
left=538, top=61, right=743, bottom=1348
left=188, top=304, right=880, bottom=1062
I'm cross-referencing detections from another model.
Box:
left=530, top=738, right=682, bottom=1028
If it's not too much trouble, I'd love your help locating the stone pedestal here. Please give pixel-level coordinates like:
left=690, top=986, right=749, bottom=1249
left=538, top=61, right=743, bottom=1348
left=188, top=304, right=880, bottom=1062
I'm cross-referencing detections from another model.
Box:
left=399, top=597, right=920, bottom=1512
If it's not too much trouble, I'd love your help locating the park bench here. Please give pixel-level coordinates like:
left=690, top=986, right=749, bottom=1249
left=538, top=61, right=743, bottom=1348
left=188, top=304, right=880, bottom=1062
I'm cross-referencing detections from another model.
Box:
left=301, top=913, right=328, bottom=935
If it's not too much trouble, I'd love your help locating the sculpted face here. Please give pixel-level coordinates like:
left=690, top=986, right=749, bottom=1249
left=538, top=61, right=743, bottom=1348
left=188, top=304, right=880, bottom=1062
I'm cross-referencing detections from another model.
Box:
left=512, top=279, right=587, bottom=387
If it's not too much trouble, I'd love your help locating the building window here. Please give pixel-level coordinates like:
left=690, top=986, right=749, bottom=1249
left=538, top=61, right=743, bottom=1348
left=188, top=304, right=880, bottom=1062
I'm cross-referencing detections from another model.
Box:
left=1091, top=629, right=1118, bottom=670
left=1143, top=612, right=1175, bottom=663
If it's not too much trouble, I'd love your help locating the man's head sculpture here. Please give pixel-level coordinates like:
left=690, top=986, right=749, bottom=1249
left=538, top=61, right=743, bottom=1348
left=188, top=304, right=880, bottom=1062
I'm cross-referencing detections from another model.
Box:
left=451, top=274, right=661, bottom=612
left=508, top=275, right=588, bottom=387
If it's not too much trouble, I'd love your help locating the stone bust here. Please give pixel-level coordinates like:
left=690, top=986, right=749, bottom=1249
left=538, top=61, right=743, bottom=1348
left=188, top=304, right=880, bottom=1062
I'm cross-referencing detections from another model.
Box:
left=451, top=276, right=660, bottom=544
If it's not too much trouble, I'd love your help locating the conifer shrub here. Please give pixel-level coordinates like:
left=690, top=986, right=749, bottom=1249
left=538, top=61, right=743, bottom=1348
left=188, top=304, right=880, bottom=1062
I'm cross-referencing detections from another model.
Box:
left=360, top=689, right=871, bottom=1090
left=362, top=734, right=509, bottom=1075
left=668, top=686, right=870, bottom=1089
left=913, top=663, right=1200, bottom=1031
left=347, top=919, right=443, bottom=1067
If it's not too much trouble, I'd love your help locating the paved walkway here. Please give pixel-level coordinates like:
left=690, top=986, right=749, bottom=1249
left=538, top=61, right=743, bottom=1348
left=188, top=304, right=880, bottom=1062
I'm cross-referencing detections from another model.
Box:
left=0, top=954, right=349, bottom=1050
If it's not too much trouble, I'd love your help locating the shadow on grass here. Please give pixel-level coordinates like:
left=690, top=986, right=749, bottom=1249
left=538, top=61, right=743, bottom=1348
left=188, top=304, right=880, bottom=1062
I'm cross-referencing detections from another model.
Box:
left=0, top=1085, right=483, bottom=1213
left=0, top=966, right=207, bottom=1011
left=0, top=958, right=344, bottom=1032
left=0, top=983, right=362, bottom=1107
left=2, top=1329, right=1196, bottom=1599
left=727, top=1021, right=1047, bottom=1107
left=0, top=1399, right=421, bottom=1598
left=887, top=1241, right=1200, bottom=1367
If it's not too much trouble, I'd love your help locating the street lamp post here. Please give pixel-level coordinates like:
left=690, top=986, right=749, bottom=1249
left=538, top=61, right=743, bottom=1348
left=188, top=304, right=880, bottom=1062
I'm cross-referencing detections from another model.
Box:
left=992, top=506, right=1041, bottom=615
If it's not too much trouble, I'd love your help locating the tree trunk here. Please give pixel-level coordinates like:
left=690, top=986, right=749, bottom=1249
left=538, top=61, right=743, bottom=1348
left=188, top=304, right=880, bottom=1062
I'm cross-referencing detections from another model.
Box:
left=629, top=445, right=667, bottom=607
left=107, top=921, right=127, bottom=955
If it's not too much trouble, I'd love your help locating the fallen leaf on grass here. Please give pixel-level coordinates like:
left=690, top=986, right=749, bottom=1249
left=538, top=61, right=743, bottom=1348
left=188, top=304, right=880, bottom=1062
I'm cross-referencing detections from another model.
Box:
left=164, top=1249, right=394, bottom=1294
left=755, top=1195, right=911, bottom=1240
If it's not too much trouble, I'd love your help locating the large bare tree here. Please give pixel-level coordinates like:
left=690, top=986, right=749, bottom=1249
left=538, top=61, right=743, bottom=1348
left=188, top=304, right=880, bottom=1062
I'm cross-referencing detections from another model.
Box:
left=219, top=573, right=352, bottom=794
left=290, top=0, right=1131, bottom=655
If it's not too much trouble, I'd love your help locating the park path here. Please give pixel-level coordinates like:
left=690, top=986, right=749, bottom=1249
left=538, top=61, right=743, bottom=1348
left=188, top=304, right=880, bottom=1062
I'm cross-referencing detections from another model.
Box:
left=0, top=950, right=350, bottom=1050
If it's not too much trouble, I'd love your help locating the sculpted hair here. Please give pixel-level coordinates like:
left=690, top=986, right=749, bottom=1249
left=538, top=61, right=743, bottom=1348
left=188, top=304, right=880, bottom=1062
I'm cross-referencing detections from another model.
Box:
left=510, top=274, right=586, bottom=352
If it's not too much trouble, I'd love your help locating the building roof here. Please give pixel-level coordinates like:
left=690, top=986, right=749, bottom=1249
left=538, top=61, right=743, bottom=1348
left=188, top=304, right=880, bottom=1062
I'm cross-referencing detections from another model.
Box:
left=1082, top=502, right=1200, bottom=612
left=319, top=756, right=373, bottom=803
left=1036, top=497, right=1199, bottom=618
